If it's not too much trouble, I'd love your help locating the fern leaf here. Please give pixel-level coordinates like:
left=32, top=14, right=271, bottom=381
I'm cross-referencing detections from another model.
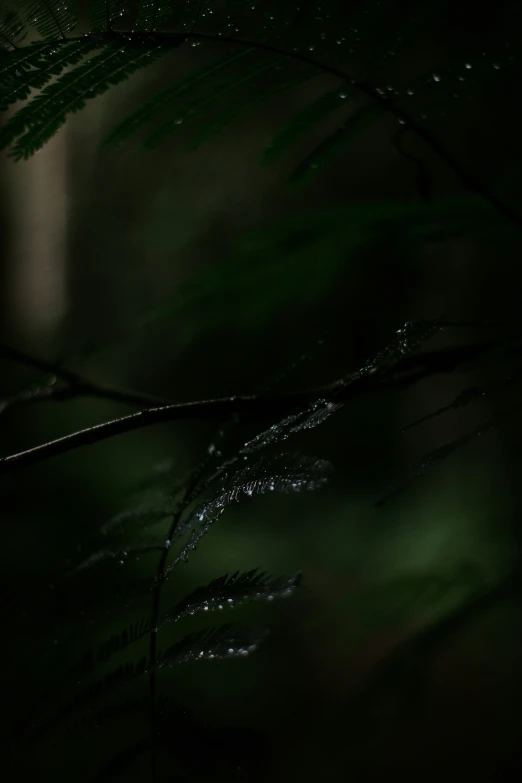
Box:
left=104, top=48, right=253, bottom=147
left=0, top=6, right=27, bottom=50
left=101, top=498, right=178, bottom=534
left=160, top=453, right=331, bottom=578
left=183, top=452, right=332, bottom=530
left=172, top=0, right=221, bottom=33
left=261, top=84, right=354, bottom=166
left=89, top=0, right=132, bottom=32
left=288, top=102, right=380, bottom=185
left=73, top=656, right=149, bottom=709
left=80, top=617, right=151, bottom=673
left=0, top=39, right=97, bottom=111
left=20, top=0, right=77, bottom=40
left=157, top=623, right=268, bottom=666
left=375, top=409, right=513, bottom=507
left=143, top=52, right=288, bottom=149
left=1, top=42, right=168, bottom=159
left=188, top=61, right=317, bottom=151
left=162, top=511, right=221, bottom=577
left=240, top=402, right=341, bottom=453
left=136, top=0, right=214, bottom=33
left=170, top=568, right=302, bottom=620
left=66, top=539, right=165, bottom=576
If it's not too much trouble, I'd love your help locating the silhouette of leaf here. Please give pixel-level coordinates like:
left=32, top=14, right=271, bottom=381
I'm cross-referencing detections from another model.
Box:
left=157, top=623, right=268, bottom=666
left=170, top=568, right=302, bottom=620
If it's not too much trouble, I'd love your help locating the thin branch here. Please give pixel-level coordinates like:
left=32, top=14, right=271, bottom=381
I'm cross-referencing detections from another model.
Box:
left=0, top=342, right=502, bottom=475
left=0, top=344, right=173, bottom=410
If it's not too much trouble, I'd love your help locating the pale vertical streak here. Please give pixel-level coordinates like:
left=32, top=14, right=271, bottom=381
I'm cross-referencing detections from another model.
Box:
left=4, top=128, right=68, bottom=338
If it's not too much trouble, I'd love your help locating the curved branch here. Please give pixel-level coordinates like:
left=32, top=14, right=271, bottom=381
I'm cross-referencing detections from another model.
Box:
left=0, top=342, right=502, bottom=475
left=0, top=344, right=173, bottom=410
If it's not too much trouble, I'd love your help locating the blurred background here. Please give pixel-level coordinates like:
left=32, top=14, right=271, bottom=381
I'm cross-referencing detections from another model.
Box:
left=1, top=1, right=522, bottom=779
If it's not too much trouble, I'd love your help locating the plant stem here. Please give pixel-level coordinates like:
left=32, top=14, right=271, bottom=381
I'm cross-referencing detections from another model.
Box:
left=0, top=342, right=502, bottom=474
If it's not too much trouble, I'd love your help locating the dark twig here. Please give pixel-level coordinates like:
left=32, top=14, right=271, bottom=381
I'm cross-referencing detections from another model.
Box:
left=0, top=344, right=173, bottom=411
left=0, top=342, right=504, bottom=475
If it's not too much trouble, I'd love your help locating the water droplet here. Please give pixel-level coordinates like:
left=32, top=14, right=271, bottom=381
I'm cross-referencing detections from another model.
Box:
left=174, top=117, right=183, bottom=125
left=338, top=91, right=348, bottom=99
left=406, top=88, right=415, bottom=96
left=464, top=63, right=472, bottom=69
left=493, top=62, right=501, bottom=70
left=432, top=74, right=441, bottom=82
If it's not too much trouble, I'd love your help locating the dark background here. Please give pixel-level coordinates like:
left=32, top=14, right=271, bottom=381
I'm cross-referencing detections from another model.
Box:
left=1, top=1, right=522, bottom=779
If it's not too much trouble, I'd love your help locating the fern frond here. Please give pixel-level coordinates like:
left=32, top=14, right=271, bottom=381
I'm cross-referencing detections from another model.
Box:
left=21, top=0, right=77, bottom=40
left=170, top=568, right=302, bottom=620
left=187, top=60, right=317, bottom=150
left=67, top=538, right=165, bottom=576
left=0, top=39, right=97, bottom=111
left=199, top=452, right=333, bottom=512
left=240, top=401, right=342, bottom=453
left=136, top=1, right=175, bottom=32
left=0, top=6, right=27, bottom=50
left=104, top=47, right=256, bottom=148
left=158, top=453, right=331, bottom=578
left=261, top=84, right=356, bottom=166
left=89, top=0, right=132, bottom=32
left=375, top=405, right=519, bottom=507
left=1, top=41, right=168, bottom=158
left=157, top=622, right=268, bottom=666
left=81, top=618, right=152, bottom=673
left=143, top=50, right=287, bottom=149
left=101, top=498, right=178, bottom=534
left=73, top=656, right=149, bottom=709
left=288, top=101, right=380, bottom=185
left=177, top=452, right=332, bottom=537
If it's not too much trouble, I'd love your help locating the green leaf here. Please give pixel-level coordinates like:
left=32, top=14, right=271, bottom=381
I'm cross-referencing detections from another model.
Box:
left=21, top=0, right=77, bottom=40
left=1, top=42, right=168, bottom=159
left=0, top=40, right=97, bottom=111
left=171, top=569, right=302, bottom=620
left=187, top=61, right=317, bottom=150
left=143, top=51, right=285, bottom=150
left=0, top=6, right=27, bottom=50
left=260, top=84, right=355, bottom=166
left=104, top=48, right=254, bottom=148
left=89, top=0, right=132, bottom=32
left=288, top=101, right=380, bottom=185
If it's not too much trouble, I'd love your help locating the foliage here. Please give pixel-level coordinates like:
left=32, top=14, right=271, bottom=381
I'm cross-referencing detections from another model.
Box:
left=1, top=1, right=522, bottom=781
